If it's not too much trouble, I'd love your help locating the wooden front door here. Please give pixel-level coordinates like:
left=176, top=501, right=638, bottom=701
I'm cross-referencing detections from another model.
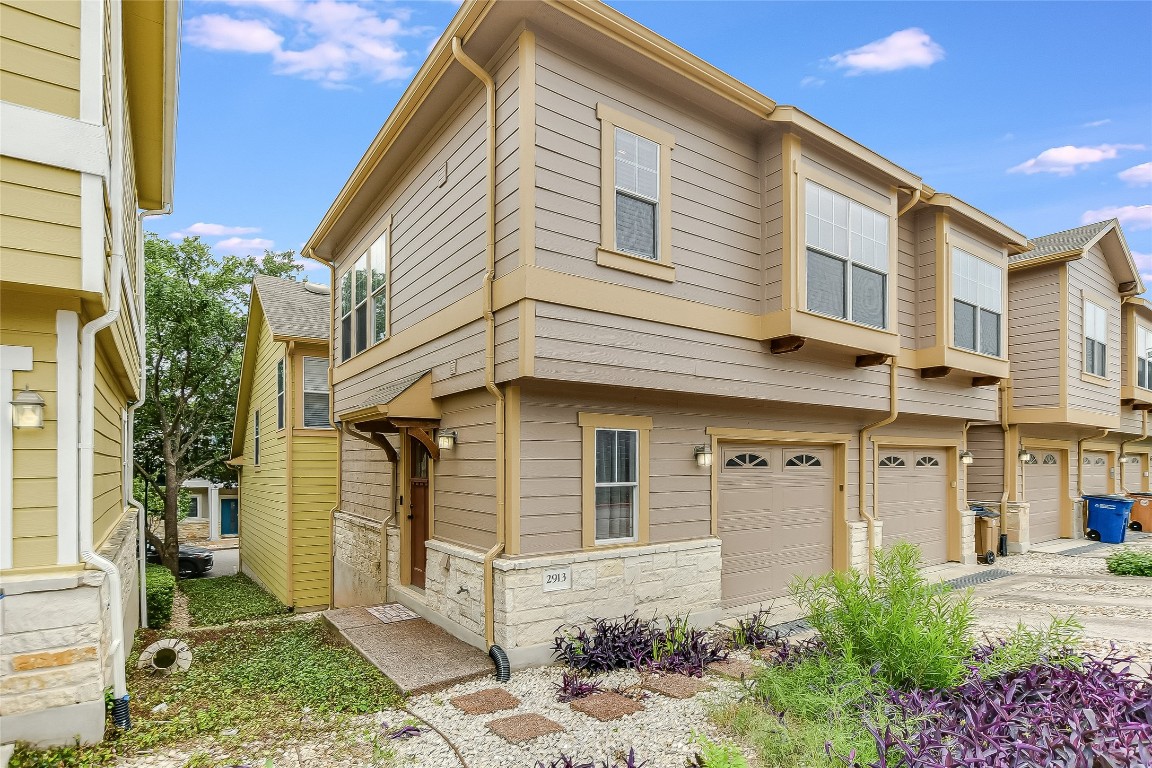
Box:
left=409, top=436, right=430, bottom=589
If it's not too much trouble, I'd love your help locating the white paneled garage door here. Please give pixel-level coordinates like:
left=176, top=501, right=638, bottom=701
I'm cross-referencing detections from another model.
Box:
left=1122, top=454, right=1147, bottom=492
left=717, top=444, right=834, bottom=608
left=1025, top=451, right=1063, bottom=543
left=878, top=448, right=949, bottom=566
left=1082, top=451, right=1111, bottom=496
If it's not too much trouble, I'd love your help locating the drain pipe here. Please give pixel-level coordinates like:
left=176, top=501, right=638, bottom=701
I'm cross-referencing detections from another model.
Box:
left=857, top=359, right=898, bottom=574
left=1118, top=412, right=1148, bottom=492
left=451, top=36, right=508, bottom=679
left=78, top=252, right=131, bottom=727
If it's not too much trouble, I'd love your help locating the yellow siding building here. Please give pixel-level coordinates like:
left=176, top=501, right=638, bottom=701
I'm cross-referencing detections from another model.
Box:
left=0, top=0, right=179, bottom=747
left=230, top=276, right=337, bottom=611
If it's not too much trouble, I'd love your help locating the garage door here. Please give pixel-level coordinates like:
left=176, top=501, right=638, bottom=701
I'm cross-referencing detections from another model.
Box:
left=1122, top=454, right=1146, bottom=492
left=878, top=449, right=949, bottom=566
left=1025, top=451, right=1063, bottom=543
left=717, top=444, right=834, bottom=608
left=1082, top=451, right=1111, bottom=496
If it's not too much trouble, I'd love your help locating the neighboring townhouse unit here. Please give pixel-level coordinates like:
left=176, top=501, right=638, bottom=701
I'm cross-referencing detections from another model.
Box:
left=0, top=0, right=179, bottom=745
left=304, top=0, right=1030, bottom=667
left=968, top=220, right=1148, bottom=550
left=177, top=478, right=239, bottom=541
left=230, top=276, right=337, bottom=611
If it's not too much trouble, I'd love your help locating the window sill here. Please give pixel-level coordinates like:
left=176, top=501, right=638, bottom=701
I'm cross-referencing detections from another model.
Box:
left=596, top=248, right=676, bottom=282
left=1081, top=371, right=1112, bottom=387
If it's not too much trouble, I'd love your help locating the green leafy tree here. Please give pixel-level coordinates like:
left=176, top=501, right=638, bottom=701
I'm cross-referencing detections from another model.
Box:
left=135, top=234, right=299, bottom=574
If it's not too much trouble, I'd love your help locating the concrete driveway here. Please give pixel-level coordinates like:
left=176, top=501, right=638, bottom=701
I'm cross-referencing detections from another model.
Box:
left=204, top=546, right=239, bottom=578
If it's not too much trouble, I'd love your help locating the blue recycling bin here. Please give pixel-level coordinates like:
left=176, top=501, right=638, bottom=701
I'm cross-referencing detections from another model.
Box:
left=1083, top=496, right=1135, bottom=543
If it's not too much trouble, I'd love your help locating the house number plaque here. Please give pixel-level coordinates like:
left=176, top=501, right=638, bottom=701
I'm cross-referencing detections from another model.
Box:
left=542, top=566, right=571, bottom=592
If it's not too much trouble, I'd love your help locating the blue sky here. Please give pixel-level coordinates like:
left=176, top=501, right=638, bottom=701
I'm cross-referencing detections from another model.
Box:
left=163, top=1, right=1152, bottom=286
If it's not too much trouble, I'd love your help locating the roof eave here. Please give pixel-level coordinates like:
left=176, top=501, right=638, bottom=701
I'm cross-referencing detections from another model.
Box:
left=923, top=193, right=1030, bottom=251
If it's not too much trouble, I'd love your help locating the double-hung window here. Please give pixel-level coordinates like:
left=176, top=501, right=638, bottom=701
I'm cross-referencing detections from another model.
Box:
left=952, top=249, right=1003, bottom=357
left=1084, top=300, right=1108, bottom=377
left=594, top=428, right=638, bottom=543
left=276, top=358, right=285, bottom=429
left=339, top=231, right=389, bottom=361
left=302, top=356, right=330, bottom=428
left=253, top=410, right=260, bottom=467
left=614, top=128, right=660, bottom=260
left=370, top=234, right=388, bottom=343
left=1138, top=326, right=1152, bottom=390
left=804, top=181, right=889, bottom=329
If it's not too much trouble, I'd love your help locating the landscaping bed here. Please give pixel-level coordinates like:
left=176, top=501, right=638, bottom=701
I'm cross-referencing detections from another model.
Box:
left=178, top=573, right=288, bottom=626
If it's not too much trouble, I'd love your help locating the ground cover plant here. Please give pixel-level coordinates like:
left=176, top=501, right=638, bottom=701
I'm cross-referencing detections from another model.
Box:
left=534, top=748, right=645, bottom=767
left=1106, top=547, right=1152, bottom=576
left=9, top=618, right=401, bottom=767
left=179, top=572, right=287, bottom=626
left=553, top=613, right=726, bottom=676
left=145, top=563, right=175, bottom=628
left=554, top=669, right=604, bottom=702
left=726, top=608, right=779, bottom=651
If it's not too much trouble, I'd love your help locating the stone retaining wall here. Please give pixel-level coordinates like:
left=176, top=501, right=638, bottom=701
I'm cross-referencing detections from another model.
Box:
left=423, top=541, right=486, bottom=638
left=332, top=511, right=388, bottom=608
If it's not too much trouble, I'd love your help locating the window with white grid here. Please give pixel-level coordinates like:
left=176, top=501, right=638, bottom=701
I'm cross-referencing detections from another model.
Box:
left=339, top=230, right=389, bottom=360
left=952, top=249, right=1003, bottom=357
left=302, top=357, right=330, bottom=428
left=1138, top=326, right=1152, bottom=390
left=614, top=128, right=660, bottom=260
left=594, top=428, right=638, bottom=544
left=1084, top=300, right=1108, bottom=377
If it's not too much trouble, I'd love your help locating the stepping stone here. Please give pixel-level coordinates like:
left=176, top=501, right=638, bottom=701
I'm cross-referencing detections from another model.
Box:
left=451, top=687, right=520, bottom=715
left=569, top=691, right=645, bottom=721
left=643, top=674, right=712, bottom=699
left=708, top=658, right=760, bottom=680
left=487, top=713, right=565, bottom=744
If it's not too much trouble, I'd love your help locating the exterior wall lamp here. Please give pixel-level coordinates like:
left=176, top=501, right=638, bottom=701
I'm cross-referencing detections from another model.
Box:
left=11, top=385, right=45, bottom=429
left=1018, top=447, right=1035, bottom=463
left=694, top=444, right=713, bottom=468
left=958, top=450, right=974, bottom=465
left=437, top=429, right=458, bottom=451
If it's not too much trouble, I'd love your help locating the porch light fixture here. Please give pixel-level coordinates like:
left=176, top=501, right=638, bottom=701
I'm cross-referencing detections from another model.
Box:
left=1018, top=447, right=1035, bottom=463
left=437, top=429, right=458, bottom=451
left=11, top=385, right=45, bottom=429
left=694, top=444, right=713, bottom=468
left=959, top=450, right=975, bottom=465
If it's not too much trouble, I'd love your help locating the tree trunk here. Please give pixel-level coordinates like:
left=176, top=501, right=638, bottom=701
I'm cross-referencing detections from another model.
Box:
left=163, top=454, right=181, bottom=578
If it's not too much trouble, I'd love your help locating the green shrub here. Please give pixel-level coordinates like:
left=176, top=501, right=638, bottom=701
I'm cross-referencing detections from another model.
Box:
left=1106, top=548, right=1152, bottom=577
left=179, top=573, right=286, bottom=626
left=688, top=735, right=750, bottom=768
left=789, top=542, right=974, bottom=690
left=976, top=616, right=1083, bottom=679
left=145, top=563, right=175, bottom=628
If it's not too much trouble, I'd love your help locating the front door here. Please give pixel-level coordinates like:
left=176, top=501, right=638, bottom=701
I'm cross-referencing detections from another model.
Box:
left=409, top=436, right=430, bottom=589
left=220, top=498, right=238, bottom=536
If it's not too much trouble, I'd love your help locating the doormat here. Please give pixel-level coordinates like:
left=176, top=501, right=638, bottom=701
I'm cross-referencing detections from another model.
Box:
left=943, top=569, right=1013, bottom=589
left=365, top=603, right=420, bottom=624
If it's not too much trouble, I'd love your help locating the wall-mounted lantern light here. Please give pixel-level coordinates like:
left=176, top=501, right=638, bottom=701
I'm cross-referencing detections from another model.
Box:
left=959, top=450, right=974, bottom=465
left=437, top=429, right=458, bottom=451
left=694, top=444, right=713, bottom=468
left=11, top=385, right=45, bottom=429
left=1018, top=447, right=1035, bottom=464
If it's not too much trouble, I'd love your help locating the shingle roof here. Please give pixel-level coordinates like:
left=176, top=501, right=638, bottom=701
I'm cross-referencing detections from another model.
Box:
left=353, top=370, right=429, bottom=411
left=252, top=274, right=330, bottom=341
left=1011, top=220, right=1114, bottom=264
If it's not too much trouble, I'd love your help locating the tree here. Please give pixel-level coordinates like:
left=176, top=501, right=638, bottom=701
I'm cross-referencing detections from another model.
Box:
left=136, top=234, right=299, bottom=574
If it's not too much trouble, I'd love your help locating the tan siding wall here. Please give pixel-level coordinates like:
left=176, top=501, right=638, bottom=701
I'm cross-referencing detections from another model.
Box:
left=762, top=137, right=783, bottom=312
left=433, top=389, right=497, bottom=550
left=291, top=433, right=336, bottom=609
left=92, top=343, right=125, bottom=547
left=0, top=158, right=82, bottom=292
left=238, top=317, right=290, bottom=605
left=0, top=0, right=81, bottom=118
left=1066, top=246, right=1122, bottom=415
left=533, top=36, right=762, bottom=314
left=341, top=431, right=393, bottom=522
left=897, top=215, right=917, bottom=348
left=493, top=46, right=520, bottom=279
left=915, top=212, right=938, bottom=350
left=1008, top=264, right=1061, bottom=411
left=966, top=425, right=1005, bottom=502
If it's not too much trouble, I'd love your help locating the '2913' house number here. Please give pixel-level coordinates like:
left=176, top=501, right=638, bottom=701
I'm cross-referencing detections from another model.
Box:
left=542, top=566, right=572, bottom=592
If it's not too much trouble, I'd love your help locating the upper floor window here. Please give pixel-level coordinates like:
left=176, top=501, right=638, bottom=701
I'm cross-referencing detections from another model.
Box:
left=952, top=249, right=1003, bottom=357
left=1084, top=300, right=1107, bottom=377
left=276, top=358, right=285, bottom=430
left=302, top=356, right=330, bottom=428
left=614, top=128, right=660, bottom=260
left=804, top=181, right=889, bottom=329
left=1138, top=326, right=1152, bottom=390
left=339, top=231, right=388, bottom=361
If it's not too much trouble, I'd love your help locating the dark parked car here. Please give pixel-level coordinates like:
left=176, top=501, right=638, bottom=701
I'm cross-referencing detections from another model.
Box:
left=146, top=542, right=214, bottom=577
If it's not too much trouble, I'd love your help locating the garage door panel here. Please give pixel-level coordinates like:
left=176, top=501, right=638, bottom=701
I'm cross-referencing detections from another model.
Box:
left=879, top=448, right=949, bottom=565
left=1024, top=451, right=1062, bottom=543
left=1082, top=452, right=1110, bottom=496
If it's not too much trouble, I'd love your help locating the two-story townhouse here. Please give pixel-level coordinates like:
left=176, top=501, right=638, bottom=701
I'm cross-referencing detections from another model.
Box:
left=0, top=0, right=179, bottom=746
left=967, top=220, right=1146, bottom=550
left=303, top=0, right=1028, bottom=668
left=230, top=275, right=337, bottom=611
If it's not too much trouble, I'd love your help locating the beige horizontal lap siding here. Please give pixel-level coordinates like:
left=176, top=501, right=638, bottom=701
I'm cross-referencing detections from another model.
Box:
left=897, top=215, right=918, bottom=349
left=518, top=380, right=862, bottom=556
left=0, top=157, right=82, bottom=291
left=239, top=321, right=290, bottom=605
left=965, top=424, right=1005, bottom=502
left=291, top=433, right=336, bottom=609
left=493, top=44, right=520, bottom=279
left=897, top=366, right=998, bottom=420
left=533, top=37, right=762, bottom=314
left=341, top=432, right=392, bottom=522
left=0, top=0, right=81, bottom=118
left=762, top=137, right=784, bottom=313
left=916, top=212, right=938, bottom=350
left=433, top=389, right=497, bottom=551
left=91, top=344, right=125, bottom=548
left=1066, top=247, right=1121, bottom=416
left=1008, top=264, right=1061, bottom=411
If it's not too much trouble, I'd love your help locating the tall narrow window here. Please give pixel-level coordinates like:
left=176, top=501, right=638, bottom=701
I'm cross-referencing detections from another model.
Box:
left=302, top=357, right=330, bottom=428
left=805, top=181, right=889, bottom=328
left=276, top=358, right=285, bottom=429
left=1138, top=326, right=1152, bottom=390
left=614, top=128, right=660, bottom=260
left=370, top=234, right=388, bottom=343
left=340, top=270, right=353, bottom=361
left=952, top=249, right=1003, bottom=356
left=253, top=410, right=260, bottom=467
left=354, top=254, right=369, bottom=355
left=1084, top=300, right=1108, bottom=377
left=594, top=428, right=638, bottom=543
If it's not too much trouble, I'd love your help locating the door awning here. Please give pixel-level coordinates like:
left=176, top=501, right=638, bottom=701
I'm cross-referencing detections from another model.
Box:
left=336, top=370, right=441, bottom=432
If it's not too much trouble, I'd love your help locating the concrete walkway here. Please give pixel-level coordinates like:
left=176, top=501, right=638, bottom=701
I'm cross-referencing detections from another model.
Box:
left=324, top=605, right=494, bottom=695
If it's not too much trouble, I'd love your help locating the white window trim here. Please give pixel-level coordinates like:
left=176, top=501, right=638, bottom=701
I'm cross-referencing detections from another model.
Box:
left=593, top=427, right=640, bottom=546
left=1137, top=325, right=1152, bottom=391
left=951, top=248, right=1005, bottom=358
left=596, top=103, right=676, bottom=283
left=301, top=356, right=332, bottom=429
left=338, top=222, right=391, bottom=361
left=1083, top=298, right=1108, bottom=379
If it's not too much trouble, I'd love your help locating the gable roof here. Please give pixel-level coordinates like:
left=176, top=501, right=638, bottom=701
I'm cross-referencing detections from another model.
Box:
left=1010, top=219, right=1143, bottom=295
left=252, top=274, right=330, bottom=341
left=1010, top=220, right=1113, bottom=264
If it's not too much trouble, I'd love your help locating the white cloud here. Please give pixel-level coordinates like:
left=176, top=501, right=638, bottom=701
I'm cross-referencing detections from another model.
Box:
left=1008, top=144, right=1145, bottom=176
left=800, top=75, right=825, bottom=88
left=183, top=1, right=428, bottom=87
left=828, top=28, right=944, bottom=75
left=1081, top=205, right=1152, bottom=231
left=1082, top=119, right=1111, bottom=128
left=1119, top=162, right=1152, bottom=187
left=169, top=222, right=262, bottom=239
left=215, top=236, right=276, bottom=253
